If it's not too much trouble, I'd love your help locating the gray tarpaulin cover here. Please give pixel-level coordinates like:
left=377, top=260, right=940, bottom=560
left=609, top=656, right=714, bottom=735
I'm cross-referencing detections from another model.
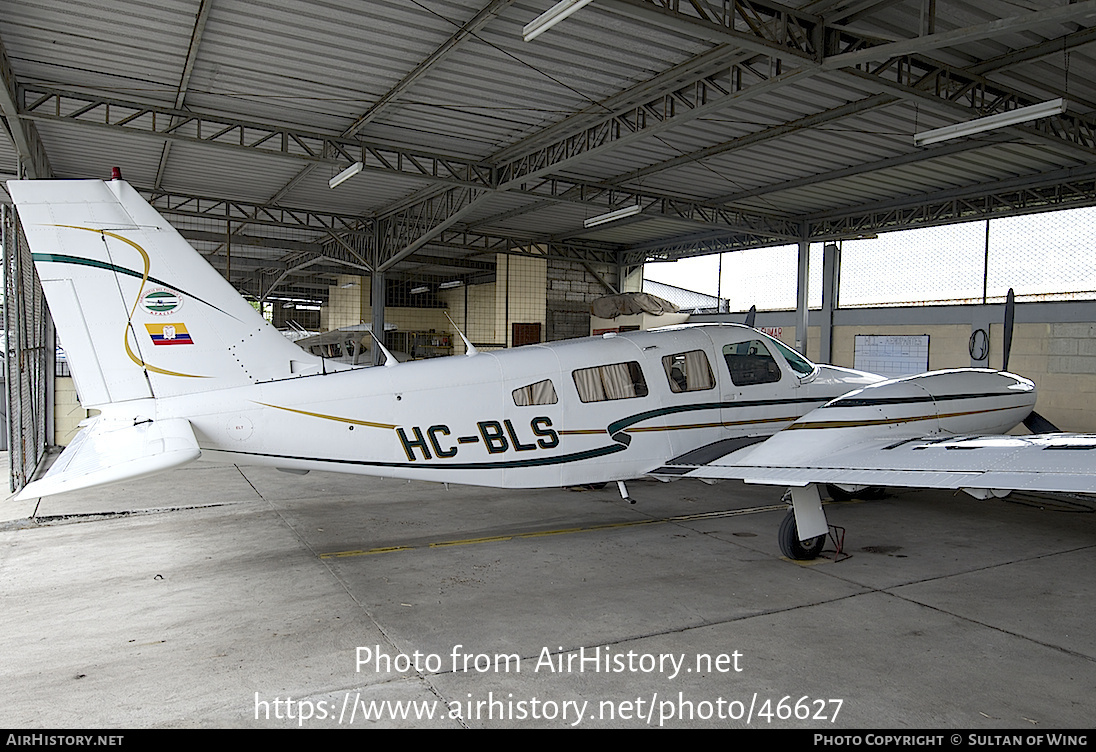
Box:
left=589, top=292, right=680, bottom=319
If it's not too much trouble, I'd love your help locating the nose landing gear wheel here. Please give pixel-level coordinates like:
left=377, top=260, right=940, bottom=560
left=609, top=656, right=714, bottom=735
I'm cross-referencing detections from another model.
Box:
left=779, top=510, right=825, bottom=560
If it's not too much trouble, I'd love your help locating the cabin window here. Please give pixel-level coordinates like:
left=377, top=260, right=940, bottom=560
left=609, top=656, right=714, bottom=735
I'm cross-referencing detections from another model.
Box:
left=662, top=350, right=715, bottom=393
left=512, top=379, right=558, bottom=406
left=572, top=362, right=648, bottom=403
left=723, top=340, right=782, bottom=386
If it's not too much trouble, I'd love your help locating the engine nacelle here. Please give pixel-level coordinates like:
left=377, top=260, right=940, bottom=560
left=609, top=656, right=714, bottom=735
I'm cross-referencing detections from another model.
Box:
left=796, top=368, right=1036, bottom=438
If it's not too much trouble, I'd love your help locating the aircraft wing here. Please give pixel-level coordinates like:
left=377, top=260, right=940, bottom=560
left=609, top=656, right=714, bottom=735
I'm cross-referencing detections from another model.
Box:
left=653, top=431, right=1096, bottom=496
left=15, top=416, right=201, bottom=501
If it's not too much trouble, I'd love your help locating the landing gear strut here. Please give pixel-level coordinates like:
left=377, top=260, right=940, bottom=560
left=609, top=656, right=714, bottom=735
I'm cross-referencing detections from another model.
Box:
left=778, top=510, right=826, bottom=560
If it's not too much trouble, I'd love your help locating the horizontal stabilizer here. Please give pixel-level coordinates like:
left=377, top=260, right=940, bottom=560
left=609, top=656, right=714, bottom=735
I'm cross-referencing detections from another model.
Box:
left=15, top=417, right=201, bottom=501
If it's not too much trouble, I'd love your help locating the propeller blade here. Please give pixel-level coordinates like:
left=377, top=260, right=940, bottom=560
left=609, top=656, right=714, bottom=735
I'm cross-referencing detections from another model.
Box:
left=745, top=305, right=757, bottom=328
left=1023, top=410, right=1061, bottom=434
left=1002, top=288, right=1015, bottom=371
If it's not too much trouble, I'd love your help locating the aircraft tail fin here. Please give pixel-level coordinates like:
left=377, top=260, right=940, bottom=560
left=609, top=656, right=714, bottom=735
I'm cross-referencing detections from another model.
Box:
left=6, top=176, right=323, bottom=407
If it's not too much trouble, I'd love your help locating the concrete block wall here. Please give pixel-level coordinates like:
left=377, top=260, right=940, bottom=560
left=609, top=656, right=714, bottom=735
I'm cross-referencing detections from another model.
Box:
left=546, top=258, right=616, bottom=341
left=828, top=321, right=1096, bottom=432
left=306, top=257, right=613, bottom=355
left=989, top=322, right=1096, bottom=432
left=831, top=324, right=972, bottom=373
left=828, top=321, right=1096, bottom=431
left=54, top=376, right=87, bottom=446
left=319, top=275, right=368, bottom=331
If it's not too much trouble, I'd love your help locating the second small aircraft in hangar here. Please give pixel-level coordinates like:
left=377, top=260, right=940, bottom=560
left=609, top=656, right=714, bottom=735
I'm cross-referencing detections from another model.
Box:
left=8, top=173, right=1094, bottom=559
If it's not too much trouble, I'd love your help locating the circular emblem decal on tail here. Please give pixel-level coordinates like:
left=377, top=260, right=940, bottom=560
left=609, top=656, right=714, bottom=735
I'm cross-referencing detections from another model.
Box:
left=143, top=287, right=182, bottom=315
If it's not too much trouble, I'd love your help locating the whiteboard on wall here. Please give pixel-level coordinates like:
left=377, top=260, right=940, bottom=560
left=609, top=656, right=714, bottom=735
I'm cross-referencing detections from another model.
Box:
left=853, top=335, right=929, bottom=378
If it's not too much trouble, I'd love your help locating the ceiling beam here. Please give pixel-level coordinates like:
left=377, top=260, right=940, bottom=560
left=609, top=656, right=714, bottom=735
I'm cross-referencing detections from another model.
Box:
left=621, top=160, right=1096, bottom=265
left=462, top=0, right=1096, bottom=236
left=349, top=0, right=516, bottom=135
left=623, top=163, right=1096, bottom=264
left=494, top=58, right=816, bottom=190
left=144, top=189, right=369, bottom=233
left=0, top=33, right=50, bottom=178
left=698, top=25, right=1096, bottom=204
left=15, top=0, right=1094, bottom=276
left=180, top=228, right=325, bottom=253
left=598, top=0, right=1096, bottom=158
left=489, top=42, right=756, bottom=163
left=427, top=229, right=621, bottom=266
left=155, top=0, right=213, bottom=189
left=377, top=187, right=490, bottom=272
left=840, top=60, right=1096, bottom=159
left=818, top=1, right=1096, bottom=69
left=265, top=0, right=516, bottom=207
left=806, top=164, right=1096, bottom=237
left=601, top=0, right=825, bottom=61
left=19, top=86, right=496, bottom=191
left=711, top=136, right=1010, bottom=205
left=610, top=93, right=898, bottom=187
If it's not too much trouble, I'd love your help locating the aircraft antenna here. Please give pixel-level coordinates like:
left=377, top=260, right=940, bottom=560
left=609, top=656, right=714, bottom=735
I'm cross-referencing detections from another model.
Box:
left=368, top=330, right=400, bottom=368
left=444, top=312, right=478, bottom=357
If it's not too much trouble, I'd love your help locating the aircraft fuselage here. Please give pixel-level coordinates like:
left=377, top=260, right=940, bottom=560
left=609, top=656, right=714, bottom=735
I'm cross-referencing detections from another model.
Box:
left=127, top=323, right=1027, bottom=489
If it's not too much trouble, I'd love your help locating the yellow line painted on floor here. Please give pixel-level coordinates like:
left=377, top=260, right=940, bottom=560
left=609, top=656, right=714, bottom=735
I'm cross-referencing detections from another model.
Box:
left=319, top=504, right=787, bottom=559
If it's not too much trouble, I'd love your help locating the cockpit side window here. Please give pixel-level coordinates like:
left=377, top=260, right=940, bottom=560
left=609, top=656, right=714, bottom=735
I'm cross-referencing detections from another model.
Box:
left=723, top=339, right=781, bottom=386
left=572, top=362, right=648, bottom=403
left=662, top=350, right=715, bottom=393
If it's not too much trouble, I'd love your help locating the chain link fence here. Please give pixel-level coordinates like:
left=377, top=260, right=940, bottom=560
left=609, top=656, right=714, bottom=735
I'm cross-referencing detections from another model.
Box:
left=3, top=203, right=51, bottom=493
left=839, top=206, right=1096, bottom=307
left=648, top=245, right=824, bottom=312
left=648, top=206, right=1096, bottom=311
left=985, top=207, right=1096, bottom=303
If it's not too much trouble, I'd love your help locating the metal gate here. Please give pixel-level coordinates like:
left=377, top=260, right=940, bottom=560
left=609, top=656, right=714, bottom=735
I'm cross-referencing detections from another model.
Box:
left=3, top=202, right=52, bottom=493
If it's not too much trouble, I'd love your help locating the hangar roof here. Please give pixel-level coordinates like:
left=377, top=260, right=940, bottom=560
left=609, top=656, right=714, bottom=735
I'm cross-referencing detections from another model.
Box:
left=2, top=0, right=1096, bottom=302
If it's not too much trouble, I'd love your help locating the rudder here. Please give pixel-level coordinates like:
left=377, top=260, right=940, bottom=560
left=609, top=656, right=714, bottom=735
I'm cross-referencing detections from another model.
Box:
left=7, top=176, right=321, bottom=407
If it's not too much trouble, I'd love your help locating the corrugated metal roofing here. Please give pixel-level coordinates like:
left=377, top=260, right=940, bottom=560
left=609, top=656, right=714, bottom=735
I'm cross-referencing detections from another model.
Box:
left=2, top=0, right=1095, bottom=302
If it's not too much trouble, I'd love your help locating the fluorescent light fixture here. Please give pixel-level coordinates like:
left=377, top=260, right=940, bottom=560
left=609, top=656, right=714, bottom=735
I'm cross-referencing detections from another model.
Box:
left=913, top=98, right=1067, bottom=147
left=328, top=161, right=363, bottom=189
left=523, top=0, right=595, bottom=42
left=410, top=285, right=429, bottom=295
left=439, top=280, right=463, bottom=289
left=583, top=204, right=642, bottom=228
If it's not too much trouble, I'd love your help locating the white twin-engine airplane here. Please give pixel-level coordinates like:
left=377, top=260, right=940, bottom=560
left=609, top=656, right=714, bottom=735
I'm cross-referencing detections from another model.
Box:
left=8, top=175, right=1096, bottom=560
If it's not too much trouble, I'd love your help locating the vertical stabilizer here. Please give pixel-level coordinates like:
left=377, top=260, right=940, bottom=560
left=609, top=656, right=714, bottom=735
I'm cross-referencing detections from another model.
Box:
left=6, top=177, right=323, bottom=407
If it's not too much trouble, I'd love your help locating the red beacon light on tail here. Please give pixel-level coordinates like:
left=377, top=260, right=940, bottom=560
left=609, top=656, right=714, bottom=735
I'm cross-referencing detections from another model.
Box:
left=110, top=167, right=122, bottom=181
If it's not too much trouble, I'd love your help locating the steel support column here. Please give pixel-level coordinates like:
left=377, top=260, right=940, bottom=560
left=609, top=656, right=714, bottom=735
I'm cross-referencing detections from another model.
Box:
left=795, top=226, right=810, bottom=356
left=370, top=268, right=386, bottom=366
left=820, top=243, right=840, bottom=364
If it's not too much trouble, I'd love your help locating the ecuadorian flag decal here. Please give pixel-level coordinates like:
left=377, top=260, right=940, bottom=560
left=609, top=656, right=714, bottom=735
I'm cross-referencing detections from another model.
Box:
left=145, top=322, right=195, bottom=346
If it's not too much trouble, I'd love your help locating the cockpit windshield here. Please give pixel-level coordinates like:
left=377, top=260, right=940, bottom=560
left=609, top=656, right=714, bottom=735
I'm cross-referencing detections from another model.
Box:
left=766, top=336, right=817, bottom=376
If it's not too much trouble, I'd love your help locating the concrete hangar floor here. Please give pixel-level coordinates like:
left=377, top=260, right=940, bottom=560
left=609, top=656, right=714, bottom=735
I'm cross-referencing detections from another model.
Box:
left=1, top=458, right=1094, bottom=729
